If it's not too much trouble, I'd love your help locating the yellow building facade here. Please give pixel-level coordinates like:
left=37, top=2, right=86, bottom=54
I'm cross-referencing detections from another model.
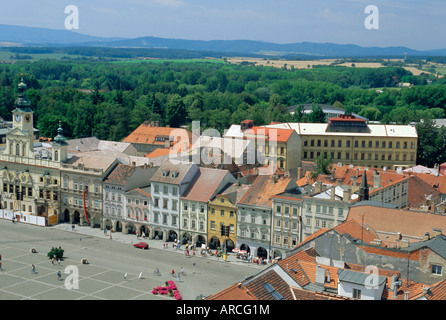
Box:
left=266, top=115, right=418, bottom=170
left=207, top=194, right=237, bottom=251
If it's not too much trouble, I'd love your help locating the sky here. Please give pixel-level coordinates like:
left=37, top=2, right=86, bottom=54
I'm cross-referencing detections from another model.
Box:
left=1, top=0, right=445, bottom=50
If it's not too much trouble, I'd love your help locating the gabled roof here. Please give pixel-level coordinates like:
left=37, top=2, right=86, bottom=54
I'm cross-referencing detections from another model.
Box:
left=347, top=205, right=446, bottom=241
left=123, top=121, right=192, bottom=146
left=150, top=159, right=197, bottom=185
left=204, top=283, right=258, bottom=300
left=244, top=127, right=296, bottom=143
left=243, top=269, right=294, bottom=300
left=125, top=187, right=151, bottom=198
left=103, top=163, right=137, bottom=185
left=418, top=279, right=446, bottom=300
left=238, top=174, right=296, bottom=208
left=399, top=234, right=446, bottom=260
left=181, top=167, right=233, bottom=203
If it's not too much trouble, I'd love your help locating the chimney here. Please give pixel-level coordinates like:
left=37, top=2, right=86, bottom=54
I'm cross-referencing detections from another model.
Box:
left=297, top=167, right=302, bottom=180
left=314, top=181, right=323, bottom=194
left=404, top=292, right=409, bottom=300
left=391, top=275, right=402, bottom=299
left=431, top=228, right=442, bottom=237
left=330, top=186, right=335, bottom=200
left=423, top=287, right=430, bottom=295
left=373, top=174, right=381, bottom=189
left=400, top=239, right=410, bottom=248
left=343, top=188, right=351, bottom=202
left=424, top=232, right=430, bottom=241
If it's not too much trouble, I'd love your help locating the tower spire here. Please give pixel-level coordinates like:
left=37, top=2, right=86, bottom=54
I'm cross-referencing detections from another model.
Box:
left=15, top=74, right=31, bottom=108
left=358, top=170, right=369, bottom=201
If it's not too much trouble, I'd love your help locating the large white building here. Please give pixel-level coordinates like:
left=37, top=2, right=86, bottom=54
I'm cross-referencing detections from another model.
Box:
left=149, top=159, right=199, bottom=241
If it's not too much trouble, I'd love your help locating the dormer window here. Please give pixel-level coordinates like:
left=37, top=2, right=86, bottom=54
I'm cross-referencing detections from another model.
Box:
left=171, top=171, right=179, bottom=178
left=162, top=170, right=170, bottom=177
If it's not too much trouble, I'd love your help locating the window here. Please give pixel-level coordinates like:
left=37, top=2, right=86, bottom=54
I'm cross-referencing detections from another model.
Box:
left=210, top=221, right=215, bottom=230
left=293, top=208, right=298, bottom=217
left=353, top=289, right=361, bottom=299
left=220, top=210, right=225, bottom=217
left=183, top=202, right=188, bottom=211
left=432, top=264, right=443, bottom=275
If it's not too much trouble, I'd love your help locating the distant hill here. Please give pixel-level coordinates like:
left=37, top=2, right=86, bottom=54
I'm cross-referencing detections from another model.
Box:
left=0, top=24, right=123, bottom=45
left=1, top=24, right=445, bottom=57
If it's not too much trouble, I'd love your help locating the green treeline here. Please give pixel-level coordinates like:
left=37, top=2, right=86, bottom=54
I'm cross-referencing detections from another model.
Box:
left=0, top=59, right=446, bottom=166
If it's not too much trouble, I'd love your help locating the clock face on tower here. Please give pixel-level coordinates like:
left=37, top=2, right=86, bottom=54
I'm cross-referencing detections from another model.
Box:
left=25, top=114, right=31, bottom=123
left=15, top=114, right=20, bottom=122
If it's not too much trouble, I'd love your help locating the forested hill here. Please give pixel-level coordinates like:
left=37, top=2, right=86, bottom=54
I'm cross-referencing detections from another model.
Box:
left=0, top=58, right=445, bottom=166
left=1, top=24, right=446, bottom=57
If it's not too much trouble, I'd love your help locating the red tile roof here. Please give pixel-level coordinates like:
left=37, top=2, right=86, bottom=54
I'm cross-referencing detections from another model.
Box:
left=243, top=127, right=295, bottom=143
left=123, top=121, right=192, bottom=146
left=103, top=164, right=136, bottom=185
left=238, top=174, right=295, bottom=208
left=205, top=283, right=258, bottom=300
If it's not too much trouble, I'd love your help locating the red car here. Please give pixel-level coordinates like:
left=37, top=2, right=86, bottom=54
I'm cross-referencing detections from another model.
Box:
left=133, top=242, right=149, bottom=249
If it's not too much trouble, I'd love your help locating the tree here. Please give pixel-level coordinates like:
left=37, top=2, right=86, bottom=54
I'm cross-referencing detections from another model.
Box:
left=166, top=94, right=186, bottom=128
left=308, top=104, right=326, bottom=123
left=416, top=118, right=440, bottom=167
left=311, top=155, right=333, bottom=180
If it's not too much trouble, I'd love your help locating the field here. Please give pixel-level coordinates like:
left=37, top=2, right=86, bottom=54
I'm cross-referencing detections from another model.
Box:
left=225, top=56, right=443, bottom=78
left=111, top=58, right=225, bottom=64
left=225, top=57, right=336, bottom=69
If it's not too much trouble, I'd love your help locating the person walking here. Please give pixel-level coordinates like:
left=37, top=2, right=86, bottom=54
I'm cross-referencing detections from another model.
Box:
left=181, top=267, right=184, bottom=276
left=124, top=273, right=127, bottom=280
left=57, top=271, right=62, bottom=281
left=138, top=272, right=143, bottom=279
left=31, top=264, right=36, bottom=274
left=51, top=257, right=54, bottom=265
left=57, top=258, right=61, bottom=266
left=0, top=261, right=3, bottom=271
